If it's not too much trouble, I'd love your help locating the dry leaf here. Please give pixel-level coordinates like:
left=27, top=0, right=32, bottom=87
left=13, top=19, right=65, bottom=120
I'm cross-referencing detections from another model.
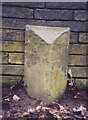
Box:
left=28, top=108, right=35, bottom=113
left=77, top=92, right=81, bottom=95
left=4, top=98, right=10, bottom=102
left=78, top=106, right=86, bottom=116
left=59, top=105, right=65, bottom=111
left=0, top=114, right=3, bottom=119
left=22, top=112, right=29, bottom=117
left=73, top=106, right=86, bottom=116
left=36, top=106, right=42, bottom=112
left=12, top=95, right=20, bottom=101
left=73, top=95, right=78, bottom=99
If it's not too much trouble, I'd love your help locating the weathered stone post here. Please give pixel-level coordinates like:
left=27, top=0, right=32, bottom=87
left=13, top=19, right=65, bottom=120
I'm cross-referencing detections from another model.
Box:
left=24, top=25, right=70, bottom=104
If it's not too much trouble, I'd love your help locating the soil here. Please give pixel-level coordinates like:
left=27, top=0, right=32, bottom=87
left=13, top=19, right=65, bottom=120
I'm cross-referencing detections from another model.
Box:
left=1, top=81, right=88, bottom=120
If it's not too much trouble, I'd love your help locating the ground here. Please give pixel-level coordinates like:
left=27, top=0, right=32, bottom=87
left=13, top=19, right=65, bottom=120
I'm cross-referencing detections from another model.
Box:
left=1, top=81, right=88, bottom=120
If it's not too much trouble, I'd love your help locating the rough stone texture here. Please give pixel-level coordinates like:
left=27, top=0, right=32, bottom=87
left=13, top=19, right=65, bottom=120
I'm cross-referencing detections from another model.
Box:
left=70, top=32, right=78, bottom=43
left=1, top=2, right=88, bottom=87
left=75, top=79, right=88, bottom=89
left=1, top=41, right=24, bottom=52
left=74, top=10, right=87, bottom=21
left=1, top=52, right=9, bottom=64
left=1, top=75, right=22, bottom=84
left=79, top=33, right=88, bottom=43
left=2, top=65, right=23, bottom=75
left=69, top=67, right=88, bottom=78
left=0, top=43, right=2, bottom=51
left=69, top=55, right=87, bottom=66
left=2, top=2, right=45, bottom=8
left=46, top=21, right=86, bottom=32
left=34, top=9, right=73, bottom=20
left=2, top=6, right=33, bottom=19
left=46, top=2, right=86, bottom=10
left=2, top=18, right=46, bottom=29
left=24, top=25, right=70, bottom=103
left=0, top=52, right=2, bottom=64
left=2, top=29, right=25, bottom=41
left=69, top=44, right=87, bottom=55
left=2, top=18, right=29, bottom=29
left=9, top=53, right=24, bottom=64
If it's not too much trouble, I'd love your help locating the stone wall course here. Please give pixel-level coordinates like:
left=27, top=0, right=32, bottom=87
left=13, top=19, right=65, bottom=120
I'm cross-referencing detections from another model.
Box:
left=1, top=2, right=88, bottom=85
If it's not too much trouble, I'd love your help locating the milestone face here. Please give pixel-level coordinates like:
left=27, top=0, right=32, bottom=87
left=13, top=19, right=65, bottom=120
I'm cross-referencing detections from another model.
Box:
left=24, top=25, right=70, bottom=103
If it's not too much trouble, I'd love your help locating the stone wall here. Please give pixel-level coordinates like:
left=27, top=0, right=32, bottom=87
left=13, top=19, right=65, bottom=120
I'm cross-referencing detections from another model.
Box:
left=1, top=2, right=88, bottom=86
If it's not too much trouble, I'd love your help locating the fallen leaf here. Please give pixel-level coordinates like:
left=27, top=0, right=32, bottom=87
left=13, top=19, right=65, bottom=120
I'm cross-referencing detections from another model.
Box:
left=22, top=112, right=29, bottom=117
left=49, top=108, right=58, bottom=115
left=4, top=98, right=10, bottom=102
left=36, top=106, right=42, bottom=112
left=59, top=105, right=65, bottom=111
left=77, top=92, right=81, bottom=95
left=40, top=101, right=46, bottom=107
left=73, top=105, right=87, bottom=116
left=12, top=95, right=20, bottom=101
left=56, top=115, right=62, bottom=120
left=28, top=108, right=35, bottom=113
left=42, top=107, right=50, bottom=112
left=73, top=95, right=78, bottom=99
left=78, top=106, right=86, bottom=116
left=0, top=114, right=3, bottom=119
left=39, top=114, right=45, bottom=118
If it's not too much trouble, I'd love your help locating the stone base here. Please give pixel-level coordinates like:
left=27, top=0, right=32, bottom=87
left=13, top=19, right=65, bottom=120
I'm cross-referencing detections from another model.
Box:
left=25, top=62, right=67, bottom=103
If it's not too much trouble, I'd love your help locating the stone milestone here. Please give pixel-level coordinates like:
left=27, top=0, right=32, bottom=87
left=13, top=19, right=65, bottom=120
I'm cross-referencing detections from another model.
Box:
left=24, top=25, right=70, bottom=104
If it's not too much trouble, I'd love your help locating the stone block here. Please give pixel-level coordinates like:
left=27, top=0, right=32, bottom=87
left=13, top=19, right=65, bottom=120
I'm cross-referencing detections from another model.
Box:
left=70, top=32, right=78, bottom=43
left=69, top=44, right=87, bottom=55
left=69, top=55, right=87, bottom=66
left=2, top=65, right=23, bottom=75
left=2, top=2, right=45, bottom=8
left=46, top=2, right=86, bottom=10
left=0, top=43, right=2, bottom=51
left=75, top=79, right=88, bottom=89
left=74, top=10, right=87, bottom=21
left=2, top=6, right=33, bottom=19
left=1, top=52, right=9, bottom=64
left=2, top=41, right=24, bottom=52
left=2, top=18, right=46, bottom=29
left=46, top=21, right=86, bottom=32
left=1, top=75, right=22, bottom=84
left=34, top=9, right=73, bottom=20
left=2, top=29, right=24, bottom=41
left=69, top=67, right=88, bottom=78
left=9, top=53, right=24, bottom=64
left=0, top=52, right=2, bottom=64
left=79, top=33, right=88, bottom=43
left=24, top=25, right=70, bottom=103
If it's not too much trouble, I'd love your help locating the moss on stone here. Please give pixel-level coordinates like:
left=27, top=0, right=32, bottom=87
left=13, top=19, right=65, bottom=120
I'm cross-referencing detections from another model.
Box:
left=69, top=44, right=87, bottom=55
left=1, top=52, right=9, bottom=64
left=9, top=53, right=24, bottom=64
left=0, top=75, right=22, bottom=84
left=2, top=65, right=24, bottom=75
left=75, top=79, right=88, bottom=89
left=69, top=67, right=88, bottom=78
left=69, top=55, right=87, bottom=66
left=25, top=63, right=67, bottom=103
left=2, top=42, right=24, bottom=52
left=2, top=29, right=24, bottom=42
left=79, top=33, right=88, bottom=43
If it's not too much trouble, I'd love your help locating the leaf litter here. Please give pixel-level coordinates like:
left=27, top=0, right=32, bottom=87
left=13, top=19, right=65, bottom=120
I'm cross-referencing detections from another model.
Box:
left=1, top=74, right=88, bottom=120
